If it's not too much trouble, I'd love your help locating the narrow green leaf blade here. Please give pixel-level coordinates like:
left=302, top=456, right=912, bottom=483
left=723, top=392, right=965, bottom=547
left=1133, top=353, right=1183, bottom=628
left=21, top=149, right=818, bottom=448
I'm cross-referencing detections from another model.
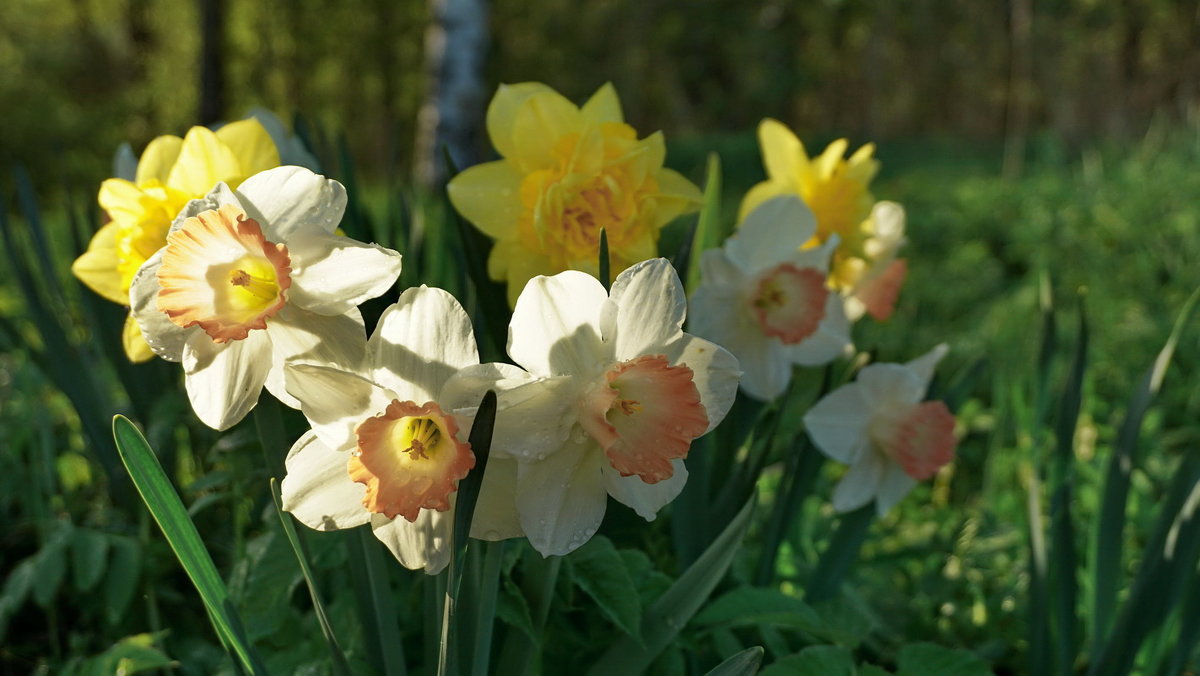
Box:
left=269, top=478, right=351, bottom=676
left=1092, top=285, right=1200, bottom=648
left=703, top=646, right=764, bottom=676
left=111, top=415, right=266, bottom=675
left=685, top=153, right=724, bottom=294
left=587, top=491, right=757, bottom=675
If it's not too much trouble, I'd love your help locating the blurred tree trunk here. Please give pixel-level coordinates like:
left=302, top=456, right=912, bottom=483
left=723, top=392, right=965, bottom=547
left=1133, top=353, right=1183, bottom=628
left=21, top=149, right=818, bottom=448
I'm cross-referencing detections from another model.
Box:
left=198, top=0, right=226, bottom=126
left=414, top=0, right=490, bottom=190
left=1002, top=0, right=1032, bottom=178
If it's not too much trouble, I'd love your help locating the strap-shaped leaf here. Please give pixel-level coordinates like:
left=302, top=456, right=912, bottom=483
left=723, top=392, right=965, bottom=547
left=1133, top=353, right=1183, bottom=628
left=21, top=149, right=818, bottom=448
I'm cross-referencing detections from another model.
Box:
left=112, top=415, right=266, bottom=675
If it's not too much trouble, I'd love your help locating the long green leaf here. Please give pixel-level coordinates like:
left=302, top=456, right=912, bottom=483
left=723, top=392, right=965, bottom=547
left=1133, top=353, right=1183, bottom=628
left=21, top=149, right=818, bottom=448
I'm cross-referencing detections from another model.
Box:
left=1091, top=286, right=1200, bottom=649
left=703, top=646, right=764, bottom=676
left=806, top=504, right=874, bottom=604
left=269, top=479, right=350, bottom=676
left=1049, top=298, right=1087, bottom=674
left=111, top=415, right=266, bottom=674
left=685, top=153, right=725, bottom=294
left=587, top=491, right=757, bottom=675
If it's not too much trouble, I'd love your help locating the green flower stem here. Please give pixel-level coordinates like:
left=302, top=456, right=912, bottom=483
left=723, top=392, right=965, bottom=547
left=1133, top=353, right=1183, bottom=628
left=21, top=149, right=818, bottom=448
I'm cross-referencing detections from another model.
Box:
left=471, top=541, right=505, bottom=676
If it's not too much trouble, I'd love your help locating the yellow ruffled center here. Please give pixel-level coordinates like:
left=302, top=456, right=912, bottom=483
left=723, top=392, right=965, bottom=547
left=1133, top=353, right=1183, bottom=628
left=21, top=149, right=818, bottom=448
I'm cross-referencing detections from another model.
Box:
left=349, top=400, right=476, bottom=522
left=517, top=124, right=660, bottom=272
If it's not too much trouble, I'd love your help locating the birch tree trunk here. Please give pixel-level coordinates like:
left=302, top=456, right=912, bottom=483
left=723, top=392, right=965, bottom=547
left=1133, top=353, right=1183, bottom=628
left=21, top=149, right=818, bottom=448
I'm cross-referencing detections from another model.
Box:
left=414, top=0, right=490, bottom=190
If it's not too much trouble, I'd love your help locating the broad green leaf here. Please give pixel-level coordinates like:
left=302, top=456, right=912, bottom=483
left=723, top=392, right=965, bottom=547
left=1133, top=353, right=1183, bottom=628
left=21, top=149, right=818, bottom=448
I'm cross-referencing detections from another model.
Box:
left=704, top=646, right=764, bottom=676
left=32, top=524, right=71, bottom=608
left=496, top=575, right=537, bottom=641
left=694, top=587, right=823, bottom=635
left=70, top=528, right=110, bottom=592
left=760, top=645, right=855, bottom=676
left=896, top=643, right=991, bottom=676
left=569, top=535, right=642, bottom=637
left=587, top=491, right=757, bottom=675
left=685, top=153, right=725, bottom=294
left=112, top=415, right=266, bottom=674
left=103, top=536, right=141, bottom=625
left=0, top=558, right=37, bottom=640
left=79, top=634, right=175, bottom=676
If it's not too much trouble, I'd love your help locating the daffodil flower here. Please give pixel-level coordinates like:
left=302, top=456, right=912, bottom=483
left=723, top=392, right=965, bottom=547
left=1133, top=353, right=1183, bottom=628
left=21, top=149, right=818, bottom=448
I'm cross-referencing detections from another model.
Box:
left=73, top=119, right=283, bottom=362
left=803, top=344, right=957, bottom=514
left=128, top=166, right=402, bottom=430
left=689, top=196, right=852, bottom=401
left=280, top=286, right=505, bottom=574
left=840, top=201, right=908, bottom=322
left=490, top=257, right=740, bottom=556
left=447, top=82, right=703, bottom=305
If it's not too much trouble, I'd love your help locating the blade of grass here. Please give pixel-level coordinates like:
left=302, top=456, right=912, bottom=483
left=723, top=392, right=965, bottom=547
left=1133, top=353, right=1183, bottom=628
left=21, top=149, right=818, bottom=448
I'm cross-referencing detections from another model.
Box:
left=355, top=527, right=408, bottom=676
left=598, top=228, right=611, bottom=292
left=269, top=478, right=351, bottom=675
left=703, top=646, right=764, bottom=676
left=111, top=415, right=266, bottom=674
left=1091, top=286, right=1200, bottom=649
left=1049, top=297, right=1087, bottom=674
left=685, top=153, right=725, bottom=294
left=805, top=503, right=874, bottom=604
left=588, top=491, right=758, bottom=675
left=470, top=541, right=505, bottom=676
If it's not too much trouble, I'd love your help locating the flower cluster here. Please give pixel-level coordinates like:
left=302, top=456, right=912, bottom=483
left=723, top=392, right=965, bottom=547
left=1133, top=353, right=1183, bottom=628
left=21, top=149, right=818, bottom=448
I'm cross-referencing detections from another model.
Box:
left=82, top=88, right=958, bottom=573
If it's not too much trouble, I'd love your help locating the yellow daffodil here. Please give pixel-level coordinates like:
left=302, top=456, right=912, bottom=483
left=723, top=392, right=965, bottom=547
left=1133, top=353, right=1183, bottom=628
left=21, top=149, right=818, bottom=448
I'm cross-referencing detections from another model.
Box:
left=448, top=82, right=703, bottom=305
left=72, top=119, right=282, bottom=362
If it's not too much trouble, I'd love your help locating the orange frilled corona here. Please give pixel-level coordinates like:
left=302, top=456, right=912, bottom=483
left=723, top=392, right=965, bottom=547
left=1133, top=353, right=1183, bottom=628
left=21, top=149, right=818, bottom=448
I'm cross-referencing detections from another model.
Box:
left=349, top=400, right=476, bottom=522
left=156, top=205, right=291, bottom=342
left=579, top=354, right=708, bottom=484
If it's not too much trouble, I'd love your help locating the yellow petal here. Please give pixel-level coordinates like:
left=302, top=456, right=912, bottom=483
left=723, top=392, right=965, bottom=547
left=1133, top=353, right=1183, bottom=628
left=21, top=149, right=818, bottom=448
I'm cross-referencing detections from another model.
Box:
left=447, top=161, right=523, bottom=240
left=135, top=135, right=184, bottom=185
left=71, top=223, right=127, bottom=304
left=123, top=313, right=156, bottom=362
left=581, top=82, right=624, bottom=124
left=649, top=168, right=703, bottom=228
left=166, top=126, right=243, bottom=196
left=98, top=179, right=147, bottom=223
left=758, top=119, right=808, bottom=183
left=737, top=180, right=793, bottom=223
left=509, top=89, right=583, bottom=173
left=813, top=139, right=849, bottom=179
left=215, top=118, right=281, bottom=180
left=487, top=82, right=555, bottom=160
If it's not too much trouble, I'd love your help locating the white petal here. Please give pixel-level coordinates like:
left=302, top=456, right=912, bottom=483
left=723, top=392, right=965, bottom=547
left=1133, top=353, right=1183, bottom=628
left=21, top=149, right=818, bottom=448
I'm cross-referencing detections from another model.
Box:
left=286, top=233, right=402, bottom=315
left=508, top=270, right=609, bottom=377
left=787, top=294, right=852, bottom=367
left=368, top=286, right=479, bottom=403
left=875, top=462, right=917, bottom=515
left=739, top=335, right=792, bottom=402
left=696, top=247, right=745, bottom=290
left=602, top=458, right=688, bottom=521
left=129, top=249, right=190, bottom=361
left=182, top=329, right=272, bottom=430
left=264, top=306, right=368, bottom=409
left=662, top=335, right=740, bottom=434
left=516, top=440, right=608, bottom=556
left=856, top=363, right=925, bottom=409
left=169, top=182, right=242, bottom=232
left=441, top=364, right=579, bottom=462
left=792, top=236, right=839, bottom=273
left=284, top=362, right=394, bottom=453
left=726, top=196, right=818, bottom=273
left=803, top=382, right=873, bottom=465
left=280, top=431, right=370, bottom=531
left=831, top=452, right=885, bottom=513
left=469, top=457, right=525, bottom=541
left=234, top=166, right=347, bottom=239
left=605, top=258, right=686, bottom=359
left=904, top=343, right=949, bottom=395
left=371, top=509, right=453, bottom=574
